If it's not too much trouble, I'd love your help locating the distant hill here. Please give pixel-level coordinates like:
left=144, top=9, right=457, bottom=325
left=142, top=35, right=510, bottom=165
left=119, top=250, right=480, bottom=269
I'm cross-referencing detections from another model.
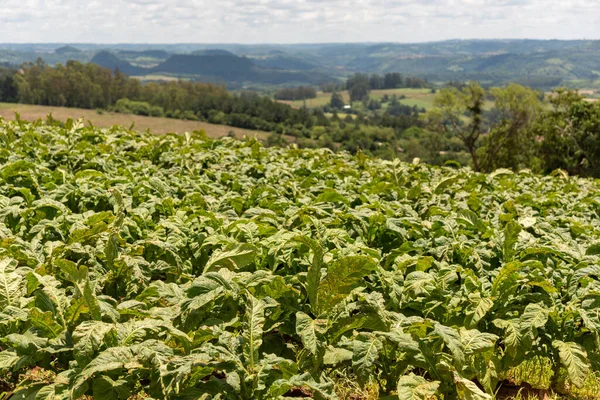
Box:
left=116, top=50, right=170, bottom=59
left=252, top=55, right=318, bottom=71
left=54, top=46, right=81, bottom=55
left=192, top=49, right=236, bottom=56
left=33, top=39, right=600, bottom=89
left=90, top=51, right=143, bottom=75
left=89, top=50, right=330, bottom=85
left=151, top=54, right=256, bottom=80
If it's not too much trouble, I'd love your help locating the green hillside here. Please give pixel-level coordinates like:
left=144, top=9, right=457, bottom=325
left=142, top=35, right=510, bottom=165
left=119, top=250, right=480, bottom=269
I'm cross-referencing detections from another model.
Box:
left=2, top=40, right=600, bottom=88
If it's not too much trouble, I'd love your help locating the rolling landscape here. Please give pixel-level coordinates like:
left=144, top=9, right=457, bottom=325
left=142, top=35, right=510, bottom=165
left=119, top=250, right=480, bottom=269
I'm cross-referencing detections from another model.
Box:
left=1, top=0, right=600, bottom=399
left=2, top=40, right=600, bottom=89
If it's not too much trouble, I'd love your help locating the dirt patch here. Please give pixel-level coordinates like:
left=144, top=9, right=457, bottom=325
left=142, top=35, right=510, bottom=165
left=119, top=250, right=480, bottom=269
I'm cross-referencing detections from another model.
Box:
left=497, top=382, right=551, bottom=400
left=0, top=103, right=292, bottom=142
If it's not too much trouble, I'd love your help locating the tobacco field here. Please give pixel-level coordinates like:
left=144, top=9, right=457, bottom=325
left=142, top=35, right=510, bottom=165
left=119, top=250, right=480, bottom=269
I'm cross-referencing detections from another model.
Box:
left=0, top=119, right=599, bottom=399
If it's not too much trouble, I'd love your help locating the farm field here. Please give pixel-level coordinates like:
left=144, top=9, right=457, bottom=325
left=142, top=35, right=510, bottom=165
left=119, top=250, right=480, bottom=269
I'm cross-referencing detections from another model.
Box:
left=278, top=88, right=436, bottom=109
left=135, top=74, right=186, bottom=82
left=0, top=103, right=275, bottom=141
left=0, top=119, right=599, bottom=399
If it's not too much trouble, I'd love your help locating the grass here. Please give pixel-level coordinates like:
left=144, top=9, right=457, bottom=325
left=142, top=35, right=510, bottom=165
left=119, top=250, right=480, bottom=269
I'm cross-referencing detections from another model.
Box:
left=278, top=88, right=437, bottom=110
left=135, top=74, right=188, bottom=82
left=0, top=103, right=281, bottom=141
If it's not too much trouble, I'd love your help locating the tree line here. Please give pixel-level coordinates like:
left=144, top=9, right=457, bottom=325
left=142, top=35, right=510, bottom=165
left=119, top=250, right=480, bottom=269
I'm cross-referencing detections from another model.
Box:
left=425, top=83, right=600, bottom=177
left=0, top=60, right=424, bottom=159
left=3, top=61, right=599, bottom=177
left=273, top=86, right=317, bottom=101
left=321, top=72, right=429, bottom=93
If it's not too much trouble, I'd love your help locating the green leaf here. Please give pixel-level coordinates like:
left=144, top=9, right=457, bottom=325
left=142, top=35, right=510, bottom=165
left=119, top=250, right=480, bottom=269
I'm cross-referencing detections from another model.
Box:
left=29, top=308, right=64, bottom=338
left=72, top=347, right=139, bottom=395
left=460, top=329, right=498, bottom=355
left=243, top=293, right=274, bottom=372
left=0, top=350, right=20, bottom=370
left=316, top=255, right=376, bottom=314
left=502, top=221, right=522, bottom=262
left=520, top=303, right=549, bottom=331
left=0, top=258, right=23, bottom=310
left=84, top=278, right=102, bottom=321
left=397, top=374, right=440, bottom=400
left=291, top=236, right=323, bottom=314
left=269, top=372, right=336, bottom=399
left=93, top=376, right=131, bottom=400
left=552, top=340, right=590, bottom=388
left=433, top=323, right=465, bottom=367
left=585, top=243, right=600, bottom=256
left=404, top=271, right=436, bottom=297
left=490, top=262, right=520, bottom=297
left=464, top=295, right=494, bottom=328
left=295, top=311, right=324, bottom=356
left=352, top=333, right=383, bottom=385
left=204, top=243, right=256, bottom=273
left=457, top=209, right=486, bottom=232
left=57, top=260, right=102, bottom=321
left=105, top=234, right=119, bottom=269
left=434, top=176, right=459, bottom=194
left=323, top=346, right=353, bottom=366
left=316, top=189, right=349, bottom=204
left=72, top=321, right=116, bottom=366
left=454, top=371, right=492, bottom=400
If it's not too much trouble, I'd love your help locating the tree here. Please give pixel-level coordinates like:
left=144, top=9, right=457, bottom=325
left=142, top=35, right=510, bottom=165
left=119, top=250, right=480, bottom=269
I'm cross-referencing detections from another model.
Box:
left=347, top=73, right=371, bottom=103
left=426, top=82, right=542, bottom=172
left=369, top=74, right=384, bottom=90
left=477, top=84, right=542, bottom=171
left=426, top=82, right=486, bottom=171
left=384, top=73, right=403, bottom=89
left=330, top=91, right=345, bottom=109
left=533, top=89, right=600, bottom=176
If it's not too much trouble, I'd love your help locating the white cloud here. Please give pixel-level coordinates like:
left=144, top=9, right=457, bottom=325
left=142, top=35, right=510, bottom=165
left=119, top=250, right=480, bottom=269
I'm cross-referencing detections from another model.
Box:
left=0, top=0, right=598, bottom=43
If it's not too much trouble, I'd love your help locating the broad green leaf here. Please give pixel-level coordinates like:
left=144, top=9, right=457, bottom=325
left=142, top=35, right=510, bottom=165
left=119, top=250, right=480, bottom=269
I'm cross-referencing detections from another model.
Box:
left=72, top=320, right=116, bottom=366
left=457, top=209, right=486, bottom=232
left=295, top=311, right=324, bottom=356
left=72, top=347, right=139, bottom=394
left=502, top=221, right=521, bottom=262
left=552, top=340, right=590, bottom=388
left=93, top=376, right=131, bottom=400
left=454, top=372, right=492, bottom=400
left=105, top=234, right=119, bottom=269
left=56, top=260, right=101, bottom=321
left=0, top=258, right=23, bottom=310
left=397, top=374, right=440, bottom=400
left=29, top=308, right=64, bottom=338
left=464, top=295, right=494, bottom=328
left=316, top=255, right=376, bottom=314
left=490, top=262, right=520, bottom=297
left=204, top=243, right=256, bottom=273
left=291, top=235, right=323, bottom=314
left=352, top=333, right=383, bottom=385
left=243, top=293, right=275, bottom=372
left=433, top=323, right=465, bottom=367
left=269, top=372, right=336, bottom=399
left=323, top=346, right=353, bottom=366
left=404, top=271, right=436, bottom=297
left=460, top=329, right=498, bottom=354
left=434, top=176, right=459, bottom=194
left=0, top=350, right=20, bottom=370
left=520, top=303, right=549, bottom=331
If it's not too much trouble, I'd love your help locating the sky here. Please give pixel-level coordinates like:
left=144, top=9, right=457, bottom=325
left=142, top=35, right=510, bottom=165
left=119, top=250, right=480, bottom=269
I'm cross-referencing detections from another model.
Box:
left=1, top=0, right=599, bottom=44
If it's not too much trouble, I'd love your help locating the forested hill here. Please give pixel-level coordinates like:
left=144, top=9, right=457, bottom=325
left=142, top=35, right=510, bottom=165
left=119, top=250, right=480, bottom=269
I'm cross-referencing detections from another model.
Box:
left=2, top=39, right=600, bottom=88
left=90, top=51, right=332, bottom=86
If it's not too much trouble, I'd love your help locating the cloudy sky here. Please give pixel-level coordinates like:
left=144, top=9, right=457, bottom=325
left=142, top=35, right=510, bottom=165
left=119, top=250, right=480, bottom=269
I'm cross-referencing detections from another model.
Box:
left=1, top=0, right=599, bottom=43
